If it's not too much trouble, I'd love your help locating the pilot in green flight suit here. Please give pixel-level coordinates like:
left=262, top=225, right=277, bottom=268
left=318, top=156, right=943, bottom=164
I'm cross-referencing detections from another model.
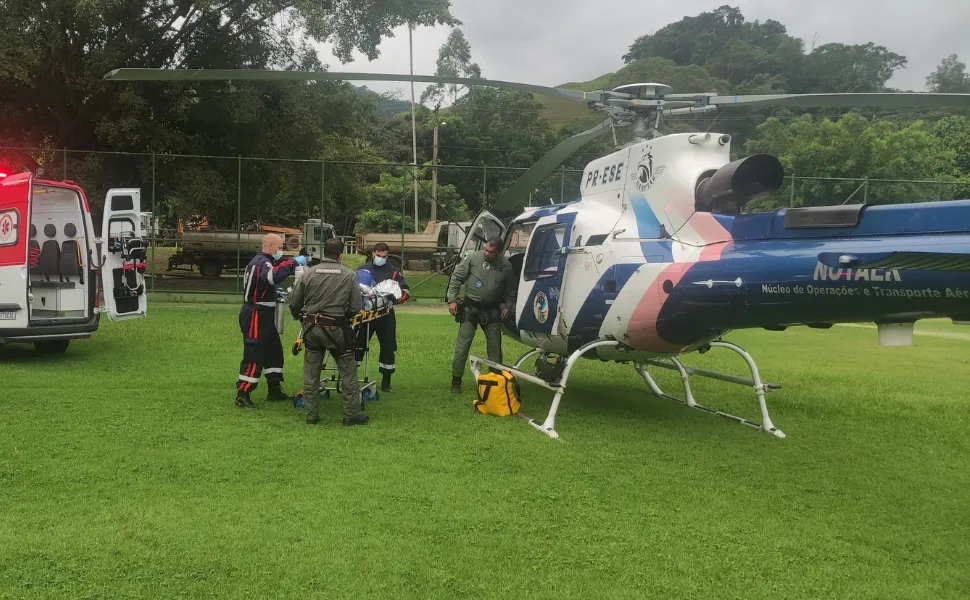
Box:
left=446, top=236, right=516, bottom=394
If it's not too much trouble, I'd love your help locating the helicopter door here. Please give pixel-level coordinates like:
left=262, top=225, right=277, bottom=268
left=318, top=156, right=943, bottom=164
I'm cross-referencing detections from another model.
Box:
left=99, top=189, right=148, bottom=321
left=517, top=219, right=571, bottom=337
left=447, top=209, right=506, bottom=293
left=456, top=209, right=506, bottom=261
left=0, top=173, right=31, bottom=329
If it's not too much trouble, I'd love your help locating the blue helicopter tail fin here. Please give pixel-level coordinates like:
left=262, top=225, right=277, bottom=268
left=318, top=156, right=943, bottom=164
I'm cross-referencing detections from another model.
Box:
left=818, top=251, right=970, bottom=271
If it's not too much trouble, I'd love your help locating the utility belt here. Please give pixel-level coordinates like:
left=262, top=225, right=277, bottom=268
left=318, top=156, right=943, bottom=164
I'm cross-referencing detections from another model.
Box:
left=303, top=312, right=351, bottom=328
left=455, top=298, right=501, bottom=326
left=299, top=312, right=354, bottom=356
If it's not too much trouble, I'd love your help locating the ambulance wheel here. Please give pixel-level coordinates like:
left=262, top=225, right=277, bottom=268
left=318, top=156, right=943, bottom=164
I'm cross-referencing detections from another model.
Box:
left=34, top=340, right=69, bottom=355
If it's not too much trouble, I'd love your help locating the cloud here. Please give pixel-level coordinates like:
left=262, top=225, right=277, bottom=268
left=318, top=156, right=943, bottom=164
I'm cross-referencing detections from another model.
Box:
left=311, top=0, right=970, bottom=101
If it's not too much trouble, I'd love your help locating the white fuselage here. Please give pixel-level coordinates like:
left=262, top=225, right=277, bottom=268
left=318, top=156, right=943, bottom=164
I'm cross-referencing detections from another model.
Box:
left=505, top=133, right=736, bottom=361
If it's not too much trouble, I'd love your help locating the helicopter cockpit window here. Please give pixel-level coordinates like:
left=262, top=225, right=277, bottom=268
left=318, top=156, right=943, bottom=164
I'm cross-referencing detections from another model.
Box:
left=523, top=223, right=565, bottom=281
left=505, top=221, right=535, bottom=257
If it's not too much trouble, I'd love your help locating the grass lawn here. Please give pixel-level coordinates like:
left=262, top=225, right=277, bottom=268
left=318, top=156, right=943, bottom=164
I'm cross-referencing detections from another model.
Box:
left=2, top=305, right=969, bottom=599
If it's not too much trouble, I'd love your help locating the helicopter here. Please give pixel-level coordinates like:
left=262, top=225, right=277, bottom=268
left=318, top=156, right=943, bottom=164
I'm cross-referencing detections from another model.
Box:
left=102, top=67, right=970, bottom=439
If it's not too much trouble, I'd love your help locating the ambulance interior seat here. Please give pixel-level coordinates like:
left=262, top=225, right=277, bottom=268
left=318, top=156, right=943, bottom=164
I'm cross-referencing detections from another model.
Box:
left=59, top=222, right=83, bottom=284
left=28, top=224, right=40, bottom=268
left=36, top=224, right=62, bottom=282
left=32, top=223, right=76, bottom=289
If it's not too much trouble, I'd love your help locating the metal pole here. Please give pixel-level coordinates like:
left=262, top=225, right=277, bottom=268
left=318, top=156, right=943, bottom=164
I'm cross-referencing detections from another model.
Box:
left=482, top=164, right=487, bottom=208
left=320, top=159, right=326, bottom=259
left=409, top=23, right=419, bottom=233
left=63, top=148, right=68, bottom=180
left=790, top=172, right=795, bottom=207
left=432, top=104, right=439, bottom=222
left=864, top=178, right=868, bottom=203
left=151, top=153, right=156, bottom=293
left=236, top=157, right=241, bottom=294
left=401, top=165, right=402, bottom=271
left=561, top=168, right=565, bottom=203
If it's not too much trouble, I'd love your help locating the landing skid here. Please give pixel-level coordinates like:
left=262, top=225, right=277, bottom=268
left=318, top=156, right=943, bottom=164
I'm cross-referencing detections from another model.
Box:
left=469, top=340, right=621, bottom=440
left=635, top=341, right=785, bottom=439
left=468, top=340, right=785, bottom=440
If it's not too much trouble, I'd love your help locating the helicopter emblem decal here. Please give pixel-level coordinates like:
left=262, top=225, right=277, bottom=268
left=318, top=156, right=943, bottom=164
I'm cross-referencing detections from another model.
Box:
left=533, top=291, right=549, bottom=324
left=634, top=146, right=665, bottom=192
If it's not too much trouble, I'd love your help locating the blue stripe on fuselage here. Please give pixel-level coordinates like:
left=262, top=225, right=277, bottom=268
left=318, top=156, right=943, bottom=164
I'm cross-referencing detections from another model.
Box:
left=628, top=191, right=674, bottom=262
left=714, top=200, right=970, bottom=242
left=564, top=263, right=641, bottom=352
left=655, top=233, right=970, bottom=345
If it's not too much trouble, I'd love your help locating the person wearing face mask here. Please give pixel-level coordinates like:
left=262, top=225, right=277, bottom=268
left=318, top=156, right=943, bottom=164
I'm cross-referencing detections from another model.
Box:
left=234, top=233, right=307, bottom=409
left=354, top=242, right=410, bottom=392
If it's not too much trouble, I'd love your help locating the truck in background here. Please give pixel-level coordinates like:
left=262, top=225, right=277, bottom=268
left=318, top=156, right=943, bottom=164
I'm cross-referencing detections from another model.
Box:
left=166, top=220, right=308, bottom=278
left=353, top=220, right=470, bottom=272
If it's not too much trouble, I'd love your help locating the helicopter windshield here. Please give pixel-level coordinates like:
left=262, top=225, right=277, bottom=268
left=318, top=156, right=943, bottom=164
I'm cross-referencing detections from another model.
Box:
left=523, top=223, right=565, bottom=280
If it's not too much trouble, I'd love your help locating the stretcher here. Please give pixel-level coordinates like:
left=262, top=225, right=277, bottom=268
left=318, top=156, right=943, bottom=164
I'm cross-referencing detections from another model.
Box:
left=285, top=277, right=403, bottom=411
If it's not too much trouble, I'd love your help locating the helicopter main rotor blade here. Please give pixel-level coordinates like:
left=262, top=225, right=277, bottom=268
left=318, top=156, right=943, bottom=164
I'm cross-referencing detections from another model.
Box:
left=705, top=92, right=970, bottom=109
left=102, top=68, right=607, bottom=103
left=492, top=117, right=615, bottom=212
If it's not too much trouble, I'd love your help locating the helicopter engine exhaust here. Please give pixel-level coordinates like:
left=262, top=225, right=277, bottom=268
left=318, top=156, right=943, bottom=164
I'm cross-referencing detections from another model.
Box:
left=694, top=154, right=785, bottom=214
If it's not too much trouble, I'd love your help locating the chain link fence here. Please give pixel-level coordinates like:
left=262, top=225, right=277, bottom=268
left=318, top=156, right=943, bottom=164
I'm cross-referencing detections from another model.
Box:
left=2, top=146, right=967, bottom=301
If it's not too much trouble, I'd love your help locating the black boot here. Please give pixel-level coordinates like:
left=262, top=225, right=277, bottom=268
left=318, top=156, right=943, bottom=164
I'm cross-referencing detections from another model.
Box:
left=235, top=390, right=256, bottom=408
left=343, top=413, right=370, bottom=426
left=381, top=372, right=393, bottom=392
left=451, top=376, right=461, bottom=395
left=266, top=382, right=294, bottom=402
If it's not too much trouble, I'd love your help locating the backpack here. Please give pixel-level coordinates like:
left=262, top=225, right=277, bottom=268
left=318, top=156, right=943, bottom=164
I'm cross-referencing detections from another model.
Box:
left=474, top=370, right=521, bottom=416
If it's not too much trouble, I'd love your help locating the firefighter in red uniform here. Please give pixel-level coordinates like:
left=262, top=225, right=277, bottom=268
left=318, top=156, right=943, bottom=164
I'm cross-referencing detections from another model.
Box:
left=235, top=233, right=306, bottom=408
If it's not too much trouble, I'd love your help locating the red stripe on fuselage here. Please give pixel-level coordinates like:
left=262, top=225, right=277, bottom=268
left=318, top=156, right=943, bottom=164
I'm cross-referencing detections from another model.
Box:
left=627, top=262, right=694, bottom=353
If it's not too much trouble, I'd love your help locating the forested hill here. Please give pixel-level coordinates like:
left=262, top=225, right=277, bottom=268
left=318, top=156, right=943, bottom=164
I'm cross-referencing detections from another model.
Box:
left=0, top=2, right=967, bottom=235
left=355, top=87, right=413, bottom=119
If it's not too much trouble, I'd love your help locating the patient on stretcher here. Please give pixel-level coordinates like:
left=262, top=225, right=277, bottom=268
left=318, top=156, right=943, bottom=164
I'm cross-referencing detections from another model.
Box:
left=357, top=274, right=403, bottom=311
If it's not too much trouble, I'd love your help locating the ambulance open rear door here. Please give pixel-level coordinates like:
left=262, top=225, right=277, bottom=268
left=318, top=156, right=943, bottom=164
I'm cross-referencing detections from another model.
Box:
left=99, top=188, right=148, bottom=320
left=0, top=173, right=31, bottom=328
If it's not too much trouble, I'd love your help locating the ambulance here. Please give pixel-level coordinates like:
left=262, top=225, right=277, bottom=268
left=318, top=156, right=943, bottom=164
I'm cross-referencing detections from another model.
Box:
left=0, top=170, right=148, bottom=354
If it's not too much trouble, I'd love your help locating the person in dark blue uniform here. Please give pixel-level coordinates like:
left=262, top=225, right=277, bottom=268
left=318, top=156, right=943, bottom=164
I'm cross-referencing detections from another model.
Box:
left=235, top=233, right=306, bottom=408
left=355, top=242, right=409, bottom=392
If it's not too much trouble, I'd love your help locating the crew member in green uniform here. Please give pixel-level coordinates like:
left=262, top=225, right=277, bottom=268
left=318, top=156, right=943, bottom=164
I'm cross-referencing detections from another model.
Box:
left=446, top=236, right=516, bottom=394
left=288, top=237, right=369, bottom=426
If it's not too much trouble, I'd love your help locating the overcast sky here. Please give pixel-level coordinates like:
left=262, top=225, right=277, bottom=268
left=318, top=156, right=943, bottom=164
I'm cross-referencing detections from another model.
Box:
left=312, top=0, right=970, bottom=104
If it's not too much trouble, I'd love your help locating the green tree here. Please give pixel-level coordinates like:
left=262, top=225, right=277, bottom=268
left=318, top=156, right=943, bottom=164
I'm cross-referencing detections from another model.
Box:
left=0, top=0, right=457, bottom=232
left=926, top=54, right=970, bottom=93
left=355, top=168, right=473, bottom=233
left=802, top=43, right=907, bottom=93
left=420, top=28, right=482, bottom=107
left=745, top=113, right=959, bottom=211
